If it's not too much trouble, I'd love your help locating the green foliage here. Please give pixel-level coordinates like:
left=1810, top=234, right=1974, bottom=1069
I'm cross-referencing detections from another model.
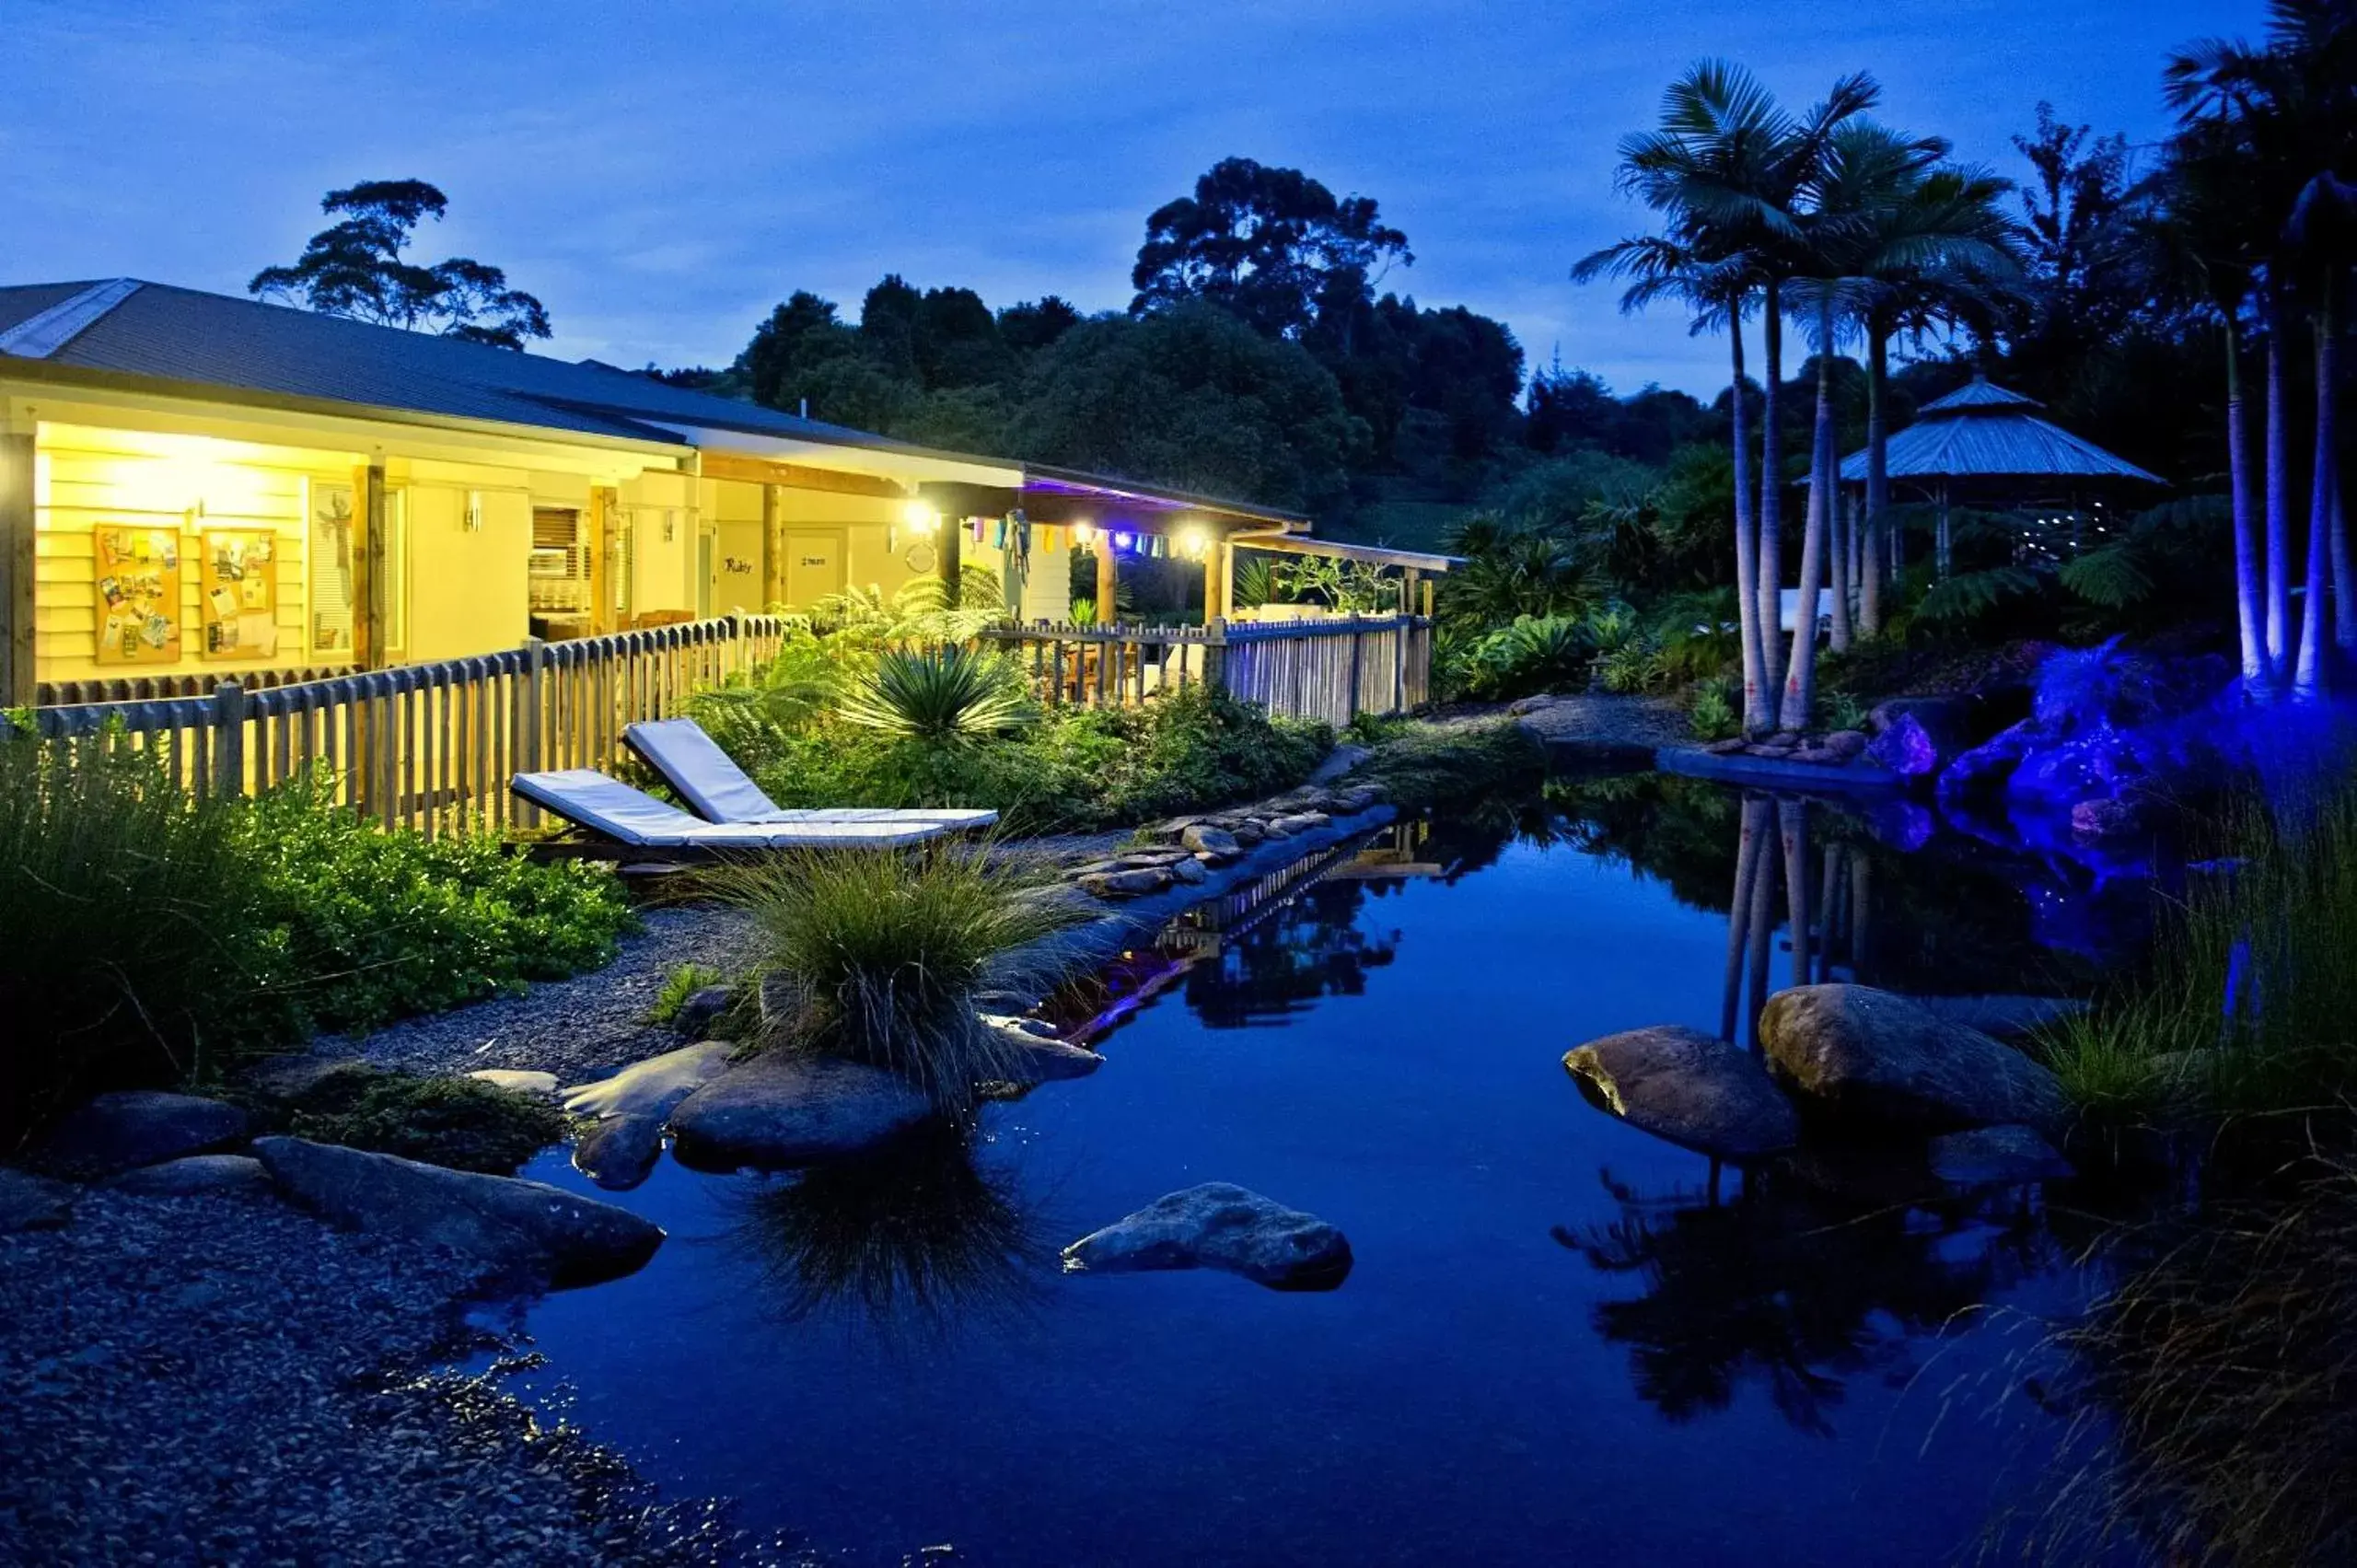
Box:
left=1817, top=691, right=1871, bottom=732
left=1687, top=680, right=1739, bottom=740
left=238, top=777, right=634, bottom=1033
left=2058, top=542, right=2154, bottom=609
left=1441, top=613, right=1596, bottom=701
left=1231, top=555, right=1279, bottom=610
left=289, top=1073, right=567, bottom=1175
left=713, top=844, right=1084, bottom=1100
left=650, top=962, right=726, bottom=1026
left=249, top=180, right=550, bottom=349
left=841, top=645, right=1033, bottom=742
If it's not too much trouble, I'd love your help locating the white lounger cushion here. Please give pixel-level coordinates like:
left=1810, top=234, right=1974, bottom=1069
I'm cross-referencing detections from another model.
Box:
left=512, top=770, right=963, bottom=848
left=622, top=717, right=996, bottom=831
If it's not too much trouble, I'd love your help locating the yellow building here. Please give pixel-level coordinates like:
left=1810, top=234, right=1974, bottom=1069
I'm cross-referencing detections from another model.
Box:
left=0, top=278, right=1328, bottom=704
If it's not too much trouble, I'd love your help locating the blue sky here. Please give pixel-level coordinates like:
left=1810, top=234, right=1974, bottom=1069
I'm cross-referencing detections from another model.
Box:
left=2, top=0, right=2269, bottom=399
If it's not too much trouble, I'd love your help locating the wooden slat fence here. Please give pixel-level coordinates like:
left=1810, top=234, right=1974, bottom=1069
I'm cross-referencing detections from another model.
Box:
left=26, top=615, right=791, bottom=836
left=983, top=614, right=1430, bottom=726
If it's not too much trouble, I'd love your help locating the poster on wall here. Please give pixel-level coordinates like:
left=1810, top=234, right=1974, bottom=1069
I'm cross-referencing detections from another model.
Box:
left=309, top=479, right=355, bottom=656
left=201, top=528, right=279, bottom=658
left=94, top=525, right=183, bottom=666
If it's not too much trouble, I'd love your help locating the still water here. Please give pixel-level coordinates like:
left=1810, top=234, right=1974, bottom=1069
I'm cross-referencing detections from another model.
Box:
left=506, top=777, right=2137, bottom=1565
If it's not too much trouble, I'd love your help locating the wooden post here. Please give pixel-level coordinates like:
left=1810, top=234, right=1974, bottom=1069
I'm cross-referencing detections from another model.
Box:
left=761, top=484, right=784, bottom=610
left=213, top=679, right=247, bottom=799
left=1346, top=626, right=1364, bottom=718
left=940, top=515, right=963, bottom=601
left=0, top=430, right=34, bottom=707
left=1202, top=542, right=1228, bottom=626
left=1095, top=541, right=1117, bottom=621
left=356, top=460, right=388, bottom=670
left=1205, top=618, right=1228, bottom=696
left=518, top=636, right=546, bottom=824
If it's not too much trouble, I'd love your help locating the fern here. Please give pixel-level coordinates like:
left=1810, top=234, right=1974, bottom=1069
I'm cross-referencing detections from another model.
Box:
left=2060, top=544, right=2153, bottom=610
left=1917, top=566, right=2040, bottom=625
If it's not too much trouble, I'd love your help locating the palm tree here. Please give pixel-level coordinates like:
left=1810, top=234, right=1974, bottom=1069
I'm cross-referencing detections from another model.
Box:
left=1573, top=235, right=1771, bottom=728
left=1581, top=62, right=1795, bottom=732
left=2167, top=1, right=2357, bottom=695
left=1848, top=168, right=2019, bottom=638
left=1777, top=121, right=1952, bottom=729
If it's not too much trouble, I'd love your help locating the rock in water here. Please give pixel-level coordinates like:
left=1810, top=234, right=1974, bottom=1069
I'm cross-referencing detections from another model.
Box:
left=36, top=1092, right=251, bottom=1180
left=561, top=1040, right=737, bottom=1121
left=1062, top=1183, right=1353, bottom=1290
left=981, top=1024, right=1105, bottom=1085
left=252, top=1136, right=663, bottom=1288
left=668, top=1052, right=934, bottom=1172
left=107, top=1155, right=273, bottom=1198
left=1759, top=984, right=2069, bottom=1136
left=0, top=1167, right=76, bottom=1232
left=572, top=1114, right=666, bottom=1191
left=1928, top=1124, right=2075, bottom=1187
left=466, top=1069, right=560, bottom=1098
left=1562, top=1027, right=1799, bottom=1159
left=1181, top=823, right=1244, bottom=859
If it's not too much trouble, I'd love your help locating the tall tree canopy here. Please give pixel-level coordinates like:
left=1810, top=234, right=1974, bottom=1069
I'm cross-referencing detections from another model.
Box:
left=1131, top=157, right=1411, bottom=340
left=249, top=180, right=550, bottom=349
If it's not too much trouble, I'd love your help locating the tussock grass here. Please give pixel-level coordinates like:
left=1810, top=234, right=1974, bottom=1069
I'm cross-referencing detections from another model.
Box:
left=710, top=842, right=1084, bottom=1101
left=2036, top=781, right=2357, bottom=1123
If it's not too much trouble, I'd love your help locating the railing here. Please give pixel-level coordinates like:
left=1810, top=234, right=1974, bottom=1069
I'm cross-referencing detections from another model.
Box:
left=26, top=615, right=792, bottom=836
left=983, top=614, right=1430, bottom=726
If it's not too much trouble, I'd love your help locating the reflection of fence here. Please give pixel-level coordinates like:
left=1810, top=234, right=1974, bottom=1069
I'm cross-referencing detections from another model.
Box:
left=25, top=616, right=792, bottom=835
left=983, top=614, right=1430, bottom=725
left=1161, top=823, right=1412, bottom=956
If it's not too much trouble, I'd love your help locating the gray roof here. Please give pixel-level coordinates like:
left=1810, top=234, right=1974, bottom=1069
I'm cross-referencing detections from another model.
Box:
left=1838, top=377, right=2163, bottom=485
left=0, top=278, right=955, bottom=458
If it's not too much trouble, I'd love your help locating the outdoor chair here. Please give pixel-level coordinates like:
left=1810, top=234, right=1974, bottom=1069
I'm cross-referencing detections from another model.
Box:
left=511, top=768, right=990, bottom=858
left=621, top=717, right=997, bottom=832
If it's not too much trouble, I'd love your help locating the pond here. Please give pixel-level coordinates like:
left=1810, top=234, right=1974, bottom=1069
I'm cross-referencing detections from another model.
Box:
left=498, top=775, right=2152, bottom=1565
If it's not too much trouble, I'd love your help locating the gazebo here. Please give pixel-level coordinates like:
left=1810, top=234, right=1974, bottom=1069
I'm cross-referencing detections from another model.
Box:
left=1838, top=376, right=2164, bottom=576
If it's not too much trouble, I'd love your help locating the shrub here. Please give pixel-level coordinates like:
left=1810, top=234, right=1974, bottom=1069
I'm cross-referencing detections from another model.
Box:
left=1688, top=681, right=1738, bottom=741
left=840, top=645, right=1032, bottom=741
left=239, top=777, right=636, bottom=1035
left=288, top=1073, right=567, bottom=1175
left=1441, top=613, right=1596, bottom=701
left=713, top=843, right=1085, bottom=1099
left=1348, top=718, right=1548, bottom=814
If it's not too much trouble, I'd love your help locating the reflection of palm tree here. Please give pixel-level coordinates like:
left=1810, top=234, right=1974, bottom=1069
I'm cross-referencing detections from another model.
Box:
left=1557, top=1166, right=2039, bottom=1436
left=728, top=1120, right=1048, bottom=1337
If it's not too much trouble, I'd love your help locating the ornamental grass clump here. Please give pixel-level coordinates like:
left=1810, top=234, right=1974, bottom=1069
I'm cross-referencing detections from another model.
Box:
left=2035, top=779, right=2357, bottom=1122
left=713, top=843, right=1083, bottom=1101
left=839, top=644, right=1033, bottom=742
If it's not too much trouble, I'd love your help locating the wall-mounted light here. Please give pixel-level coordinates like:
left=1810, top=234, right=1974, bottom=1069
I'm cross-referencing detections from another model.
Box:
left=1177, top=525, right=1209, bottom=559
left=901, top=499, right=942, bottom=533
left=1111, top=529, right=1134, bottom=552
left=1071, top=519, right=1096, bottom=545
left=464, top=489, right=484, bottom=532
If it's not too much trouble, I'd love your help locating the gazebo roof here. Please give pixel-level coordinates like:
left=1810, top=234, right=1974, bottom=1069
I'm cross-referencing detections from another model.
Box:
left=1838, top=377, right=2163, bottom=485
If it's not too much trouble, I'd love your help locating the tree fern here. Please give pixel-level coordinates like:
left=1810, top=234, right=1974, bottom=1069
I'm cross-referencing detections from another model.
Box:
left=1916, top=565, right=2040, bottom=624
left=2060, top=543, right=2154, bottom=609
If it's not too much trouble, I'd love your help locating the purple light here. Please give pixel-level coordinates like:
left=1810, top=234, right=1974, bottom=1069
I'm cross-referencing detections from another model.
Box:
left=1112, top=530, right=1134, bottom=551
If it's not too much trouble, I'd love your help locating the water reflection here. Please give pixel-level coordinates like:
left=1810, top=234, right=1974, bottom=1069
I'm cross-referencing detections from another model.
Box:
left=1560, top=1166, right=2061, bottom=1437
left=726, top=1120, right=1049, bottom=1338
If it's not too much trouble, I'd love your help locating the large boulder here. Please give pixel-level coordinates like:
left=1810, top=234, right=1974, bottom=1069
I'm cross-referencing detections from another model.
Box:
left=107, top=1154, right=273, bottom=1198
left=1562, top=1027, right=1799, bottom=1160
left=0, top=1167, right=76, bottom=1232
left=252, top=1136, right=663, bottom=1288
left=36, top=1092, right=250, bottom=1180
left=1927, top=1124, right=2075, bottom=1187
left=572, top=1114, right=666, bottom=1191
left=1759, top=984, right=2070, bottom=1136
left=1908, top=993, right=2088, bottom=1044
left=562, top=1040, right=737, bottom=1121
left=668, top=1051, right=934, bottom=1172
left=1181, top=823, right=1244, bottom=860
left=1062, top=1182, right=1353, bottom=1291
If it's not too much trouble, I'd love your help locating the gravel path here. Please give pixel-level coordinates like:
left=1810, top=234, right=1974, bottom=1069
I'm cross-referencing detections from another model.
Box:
left=0, top=1189, right=772, bottom=1566
left=341, top=904, right=761, bottom=1083
left=1509, top=692, right=1694, bottom=753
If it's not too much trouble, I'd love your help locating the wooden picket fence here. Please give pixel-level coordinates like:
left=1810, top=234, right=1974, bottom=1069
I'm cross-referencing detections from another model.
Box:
left=22, top=610, right=1428, bottom=837
left=983, top=613, right=1430, bottom=726
left=26, top=616, right=792, bottom=836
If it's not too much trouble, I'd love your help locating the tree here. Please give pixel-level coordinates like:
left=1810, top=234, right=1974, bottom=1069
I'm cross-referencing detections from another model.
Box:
left=1132, top=157, right=1411, bottom=340
left=250, top=180, right=550, bottom=349
left=1006, top=302, right=1366, bottom=514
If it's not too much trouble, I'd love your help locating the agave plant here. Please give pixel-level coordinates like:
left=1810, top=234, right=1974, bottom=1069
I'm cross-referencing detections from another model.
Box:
left=840, top=645, right=1032, bottom=741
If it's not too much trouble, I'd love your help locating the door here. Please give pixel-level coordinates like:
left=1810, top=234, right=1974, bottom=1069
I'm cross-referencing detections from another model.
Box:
left=783, top=529, right=845, bottom=610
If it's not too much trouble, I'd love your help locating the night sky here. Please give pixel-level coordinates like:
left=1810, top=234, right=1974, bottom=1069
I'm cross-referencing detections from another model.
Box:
left=3, top=0, right=2267, bottom=398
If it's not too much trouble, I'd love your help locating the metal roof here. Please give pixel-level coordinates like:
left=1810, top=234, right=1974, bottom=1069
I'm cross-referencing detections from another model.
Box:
left=1838, top=377, right=2164, bottom=485
left=0, top=277, right=1308, bottom=524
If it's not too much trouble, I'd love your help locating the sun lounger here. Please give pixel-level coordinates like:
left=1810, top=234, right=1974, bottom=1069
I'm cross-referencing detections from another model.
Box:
left=512, top=769, right=977, bottom=854
left=621, top=717, right=996, bottom=832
